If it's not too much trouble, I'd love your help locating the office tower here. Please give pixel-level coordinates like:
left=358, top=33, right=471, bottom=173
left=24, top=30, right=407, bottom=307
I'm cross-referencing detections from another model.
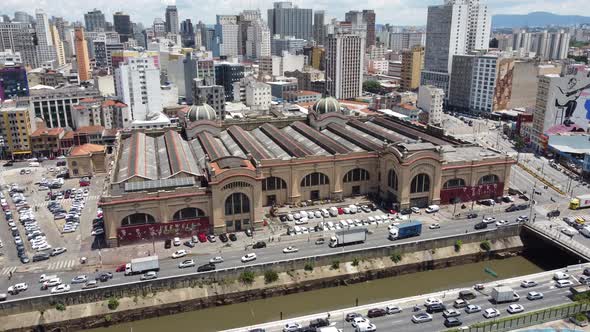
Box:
left=165, top=5, right=179, bottom=35
left=326, top=23, right=365, bottom=99
left=180, top=19, right=195, bottom=47
left=197, top=59, right=215, bottom=86
left=215, top=62, right=244, bottom=100
left=344, top=10, right=375, bottom=47
left=49, top=25, right=66, bottom=66
left=35, top=9, right=57, bottom=66
left=13, top=12, right=33, bottom=24
left=401, top=46, right=424, bottom=91
left=84, top=9, right=106, bottom=32
left=74, top=27, right=91, bottom=81
left=52, top=17, right=66, bottom=40
left=313, top=11, right=325, bottom=45
left=115, top=56, right=162, bottom=121
left=196, top=21, right=208, bottom=49
left=214, top=15, right=240, bottom=57
left=183, top=53, right=198, bottom=104
left=0, top=22, right=38, bottom=68
left=267, top=2, right=313, bottom=41
left=389, top=32, right=426, bottom=51
left=113, top=12, right=132, bottom=42
left=153, top=18, right=166, bottom=38
left=238, top=11, right=271, bottom=60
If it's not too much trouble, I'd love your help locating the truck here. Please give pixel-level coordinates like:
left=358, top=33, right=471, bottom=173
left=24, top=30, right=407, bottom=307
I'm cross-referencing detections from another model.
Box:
left=570, top=194, right=590, bottom=210
left=329, top=228, right=367, bottom=247
left=388, top=221, right=422, bottom=240
left=491, top=286, right=520, bottom=304
left=124, top=256, right=160, bottom=275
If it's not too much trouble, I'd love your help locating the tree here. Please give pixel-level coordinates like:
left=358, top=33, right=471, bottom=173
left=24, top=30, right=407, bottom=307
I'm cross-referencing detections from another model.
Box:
left=264, top=270, right=279, bottom=283
left=239, top=271, right=255, bottom=284
left=363, top=80, right=383, bottom=94
left=514, top=136, right=525, bottom=163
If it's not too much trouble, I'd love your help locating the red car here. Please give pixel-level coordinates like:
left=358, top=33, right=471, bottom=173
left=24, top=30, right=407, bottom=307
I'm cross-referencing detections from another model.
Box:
left=197, top=232, right=207, bottom=243
left=79, top=181, right=90, bottom=187
left=337, top=207, right=344, bottom=215
left=115, top=264, right=126, bottom=272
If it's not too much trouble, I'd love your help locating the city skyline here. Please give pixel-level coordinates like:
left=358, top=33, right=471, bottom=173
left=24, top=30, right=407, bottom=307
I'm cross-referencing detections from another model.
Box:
left=1, top=0, right=587, bottom=27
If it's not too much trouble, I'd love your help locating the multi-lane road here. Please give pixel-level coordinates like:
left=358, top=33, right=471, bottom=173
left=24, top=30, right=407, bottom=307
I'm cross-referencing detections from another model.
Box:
left=227, top=265, right=589, bottom=332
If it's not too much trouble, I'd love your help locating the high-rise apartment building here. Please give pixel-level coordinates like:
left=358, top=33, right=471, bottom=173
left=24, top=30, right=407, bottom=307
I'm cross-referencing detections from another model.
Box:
left=401, top=46, right=424, bottom=91
left=113, top=12, right=132, bottom=42
left=115, top=56, right=162, bottom=122
left=75, top=27, right=91, bottom=81
left=0, top=98, right=36, bottom=156
left=214, top=15, right=240, bottom=57
left=84, top=9, right=106, bottom=32
left=35, top=9, right=57, bottom=66
left=246, top=20, right=271, bottom=59
left=0, top=22, right=38, bottom=68
left=511, top=29, right=570, bottom=60
left=267, top=2, right=313, bottom=41
left=326, top=23, right=365, bottom=99
left=344, top=10, right=375, bottom=46
left=49, top=25, right=66, bottom=66
left=165, top=5, right=179, bottom=35
left=313, top=11, right=325, bottom=45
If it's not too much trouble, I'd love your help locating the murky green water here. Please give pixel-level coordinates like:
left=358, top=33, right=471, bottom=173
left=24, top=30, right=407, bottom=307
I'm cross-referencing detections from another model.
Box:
left=93, top=255, right=548, bottom=332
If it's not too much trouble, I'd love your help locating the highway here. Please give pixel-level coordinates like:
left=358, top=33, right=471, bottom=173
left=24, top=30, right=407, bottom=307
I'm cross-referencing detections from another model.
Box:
left=226, top=264, right=589, bottom=332
left=0, top=209, right=529, bottom=302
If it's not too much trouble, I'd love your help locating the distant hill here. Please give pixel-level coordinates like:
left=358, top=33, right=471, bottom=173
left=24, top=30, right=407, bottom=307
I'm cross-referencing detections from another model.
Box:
left=492, top=12, right=590, bottom=28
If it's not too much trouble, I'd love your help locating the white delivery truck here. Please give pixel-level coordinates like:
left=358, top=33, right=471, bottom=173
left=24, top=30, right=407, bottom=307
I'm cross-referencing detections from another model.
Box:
left=329, top=228, right=367, bottom=247
left=491, top=286, right=520, bottom=304
left=125, top=256, right=160, bottom=275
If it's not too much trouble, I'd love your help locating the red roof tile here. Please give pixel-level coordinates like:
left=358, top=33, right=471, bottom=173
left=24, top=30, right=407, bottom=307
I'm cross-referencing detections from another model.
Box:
left=31, top=127, right=65, bottom=137
left=69, top=143, right=105, bottom=157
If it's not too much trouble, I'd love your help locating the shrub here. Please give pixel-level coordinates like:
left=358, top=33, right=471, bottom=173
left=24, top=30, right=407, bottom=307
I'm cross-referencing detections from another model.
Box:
left=574, top=312, right=588, bottom=322
left=480, top=240, right=491, bottom=252
left=239, top=271, right=255, bottom=284
left=454, top=240, right=463, bottom=252
left=352, top=258, right=360, bottom=266
left=104, top=314, right=112, bottom=322
left=107, top=297, right=120, bottom=310
left=331, top=261, right=340, bottom=270
left=55, top=303, right=66, bottom=311
left=304, top=263, right=314, bottom=271
left=264, top=270, right=279, bottom=283
left=390, top=251, right=402, bottom=263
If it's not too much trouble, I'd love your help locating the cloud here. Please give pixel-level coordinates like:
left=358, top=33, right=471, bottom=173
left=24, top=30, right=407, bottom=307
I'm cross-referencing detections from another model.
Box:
left=0, top=0, right=587, bottom=26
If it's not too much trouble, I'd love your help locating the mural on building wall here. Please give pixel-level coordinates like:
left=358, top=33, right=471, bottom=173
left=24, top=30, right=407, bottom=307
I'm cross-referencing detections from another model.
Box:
left=545, top=70, right=590, bottom=133
left=493, top=58, right=514, bottom=111
left=117, top=218, right=209, bottom=245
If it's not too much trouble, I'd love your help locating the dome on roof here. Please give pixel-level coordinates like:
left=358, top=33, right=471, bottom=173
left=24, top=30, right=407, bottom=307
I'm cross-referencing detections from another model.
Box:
left=312, top=96, right=341, bottom=114
left=186, top=102, right=217, bottom=122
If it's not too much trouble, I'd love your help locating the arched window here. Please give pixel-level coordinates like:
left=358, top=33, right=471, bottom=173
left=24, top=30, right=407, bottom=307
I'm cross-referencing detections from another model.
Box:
left=225, top=193, right=250, bottom=215
left=387, top=169, right=398, bottom=190
left=172, top=208, right=206, bottom=221
left=300, top=172, right=329, bottom=187
left=443, top=178, right=466, bottom=189
left=343, top=168, right=370, bottom=183
left=121, top=213, right=156, bottom=227
left=221, top=181, right=252, bottom=190
left=262, top=176, right=287, bottom=191
left=478, top=174, right=499, bottom=185
left=411, top=173, right=430, bottom=193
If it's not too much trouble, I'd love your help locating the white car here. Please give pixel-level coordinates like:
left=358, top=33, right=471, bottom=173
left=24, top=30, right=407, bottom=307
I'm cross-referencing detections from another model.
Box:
left=429, top=223, right=441, bottom=229
left=241, top=253, right=257, bottom=263
left=483, top=308, right=500, bottom=319
left=355, top=322, right=376, bottom=331
left=520, top=280, right=537, bottom=288
left=411, top=207, right=420, bottom=213
left=527, top=291, right=543, bottom=301
left=507, top=304, right=524, bottom=314
left=140, top=271, right=158, bottom=280
left=424, top=297, right=442, bottom=306
left=386, top=305, right=402, bottom=314
left=209, top=256, right=224, bottom=264
left=465, top=304, right=482, bottom=314
left=411, top=312, right=433, bottom=323
left=8, top=283, right=28, bottom=294
left=351, top=317, right=369, bottom=327
left=71, top=275, right=87, bottom=284
left=482, top=217, right=497, bottom=224
left=283, top=322, right=302, bottom=332
left=172, top=250, right=188, bottom=259
left=173, top=237, right=181, bottom=246
left=495, top=220, right=509, bottom=227
left=283, top=246, right=299, bottom=254
left=314, top=211, right=322, bottom=218
left=178, top=259, right=195, bottom=268
left=561, top=227, right=578, bottom=236
left=443, top=309, right=461, bottom=318
left=36, top=244, right=52, bottom=252
left=556, top=279, right=574, bottom=288
left=51, top=284, right=71, bottom=294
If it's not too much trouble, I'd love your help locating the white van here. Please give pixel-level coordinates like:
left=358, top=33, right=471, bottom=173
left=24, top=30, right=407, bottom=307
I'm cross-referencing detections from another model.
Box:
left=553, top=271, right=570, bottom=280
left=321, top=209, right=330, bottom=218
left=425, top=205, right=440, bottom=213
left=329, top=207, right=339, bottom=217
left=348, top=204, right=358, bottom=214
left=339, top=220, right=349, bottom=228
left=28, top=162, right=40, bottom=167
left=39, top=274, right=58, bottom=283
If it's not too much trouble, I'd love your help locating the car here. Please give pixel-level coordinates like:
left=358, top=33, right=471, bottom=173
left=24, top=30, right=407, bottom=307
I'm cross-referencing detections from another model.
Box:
left=527, top=291, right=544, bottom=301
left=444, top=317, right=463, bottom=327
left=465, top=304, right=482, bottom=314
left=71, top=275, right=88, bottom=284
left=429, top=223, right=441, bottom=229
left=50, top=247, right=67, bottom=256
left=426, top=303, right=446, bottom=313
left=283, top=246, right=299, bottom=254
left=184, top=241, right=195, bottom=248
left=561, top=227, right=578, bottom=236
left=516, top=215, right=529, bottom=222
left=367, top=308, right=387, bottom=318
left=229, top=233, right=237, bottom=241
left=580, top=275, right=590, bottom=285
left=8, top=283, right=28, bottom=295
left=207, top=234, right=217, bottom=242
left=483, top=308, right=500, bottom=319
left=474, top=222, right=488, bottom=230
left=179, top=259, right=195, bottom=268
left=482, top=217, right=496, bottom=224
left=253, top=241, right=267, bottom=249
left=96, top=272, right=113, bottom=282
left=411, top=207, right=420, bottom=213
left=554, top=272, right=570, bottom=280
left=424, top=297, right=442, bottom=306
left=345, top=312, right=362, bottom=322
left=443, top=309, right=461, bottom=318
left=453, top=299, right=469, bottom=308
left=412, top=312, right=433, bottom=323
left=495, top=220, right=509, bottom=227
left=556, top=279, right=574, bottom=288
left=51, top=284, right=71, bottom=294
left=140, top=271, right=158, bottom=280
left=283, top=322, right=302, bottom=332
left=425, top=205, right=440, bottom=213
left=219, top=233, right=229, bottom=242
left=172, top=250, right=188, bottom=259
left=520, top=280, right=537, bottom=288
left=242, top=253, right=257, bottom=262
left=399, top=208, right=412, bottom=215
left=83, top=280, right=98, bottom=289
left=309, top=318, right=330, bottom=328
left=507, top=304, right=524, bottom=314
left=209, top=256, right=224, bottom=264
left=196, top=262, right=217, bottom=272
left=116, top=264, right=126, bottom=272
left=351, top=317, right=369, bottom=327
left=32, top=253, right=50, bottom=262
left=385, top=305, right=401, bottom=314
left=315, top=238, right=325, bottom=245
left=245, top=229, right=253, bottom=237
left=20, top=255, right=30, bottom=264
left=173, top=237, right=181, bottom=246
left=467, top=213, right=478, bottom=219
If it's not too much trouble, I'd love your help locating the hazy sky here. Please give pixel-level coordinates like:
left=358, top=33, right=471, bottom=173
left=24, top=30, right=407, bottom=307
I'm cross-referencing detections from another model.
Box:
left=1, top=0, right=585, bottom=26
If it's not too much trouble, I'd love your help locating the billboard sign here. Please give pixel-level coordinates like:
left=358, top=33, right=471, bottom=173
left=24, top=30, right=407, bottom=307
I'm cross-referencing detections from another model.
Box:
left=117, top=218, right=209, bottom=244
left=544, top=70, right=590, bottom=134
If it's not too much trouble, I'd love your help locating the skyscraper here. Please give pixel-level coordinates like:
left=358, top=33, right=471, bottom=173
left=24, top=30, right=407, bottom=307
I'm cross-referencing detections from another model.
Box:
left=326, top=23, right=365, bottom=99
left=180, top=19, right=195, bottom=47
left=84, top=9, right=106, bottom=32
left=344, top=10, right=375, bottom=46
left=13, top=12, right=33, bottom=24
left=74, top=27, right=91, bottom=81
left=115, top=56, right=162, bottom=122
left=313, top=11, right=325, bottom=45
left=0, top=22, right=38, bottom=68
left=240, top=10, right=271, bottom=60
left=214, top=15, right=240, bottom=57
left=165, top=5, right=179, bottom=35
left=401, top=46, right=424, bottom=91
left=49, top=25, right=66, bottom=66
left=267, top=2, right=313, bottom=41
left=113, top=12, right=132, bottom=42
left=35, top=9, right=57, bottom=66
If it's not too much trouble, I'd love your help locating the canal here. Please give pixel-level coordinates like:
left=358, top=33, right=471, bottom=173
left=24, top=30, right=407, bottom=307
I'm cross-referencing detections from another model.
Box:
left=93, top=253, right=563, bottom=332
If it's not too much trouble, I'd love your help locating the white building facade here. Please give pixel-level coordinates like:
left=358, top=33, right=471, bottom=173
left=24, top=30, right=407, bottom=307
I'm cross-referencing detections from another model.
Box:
left=115, top=56, right=163, bottom=122
left=418, top=85, right=445, bottom=126
left=326, top=25, right=365, bottom=99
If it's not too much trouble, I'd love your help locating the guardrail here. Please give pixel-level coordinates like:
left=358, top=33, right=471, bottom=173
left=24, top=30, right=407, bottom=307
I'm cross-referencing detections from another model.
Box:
left=0, top=225, right=521, bottom=313
left=524, top=222, right=590, bottom=261
left=517, top=162, right=566, bottom=195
